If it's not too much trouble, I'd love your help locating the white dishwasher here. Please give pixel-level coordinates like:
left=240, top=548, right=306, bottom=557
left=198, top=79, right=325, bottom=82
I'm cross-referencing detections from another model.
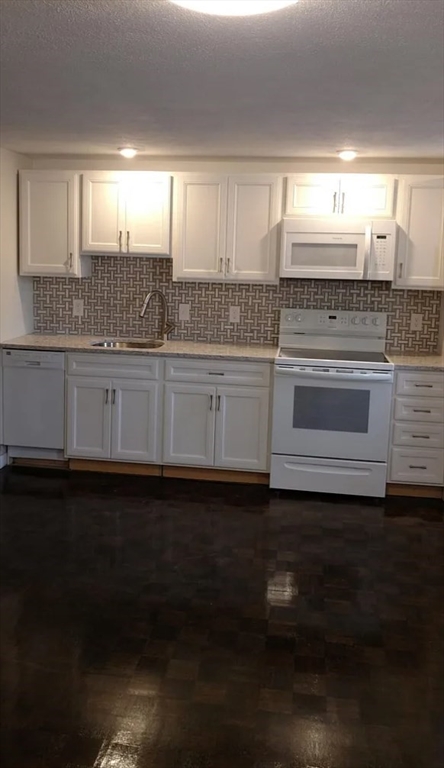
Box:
left=2, top=349, right=65, bottom=449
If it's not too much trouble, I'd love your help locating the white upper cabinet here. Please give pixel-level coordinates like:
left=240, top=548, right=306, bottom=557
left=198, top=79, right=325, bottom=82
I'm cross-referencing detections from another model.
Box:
left=394, top=176, right=444, bottom=290
left=226, top=176, right=282, bottom=282
left=172, top=175, right=228, bottom=280
left=173, top=174, right=282, bottom=282
left=285, top=174, right=395, bottom=218
left=82, top=171, right=171, bottom=255
left=19, top=171, right=89, bottom=277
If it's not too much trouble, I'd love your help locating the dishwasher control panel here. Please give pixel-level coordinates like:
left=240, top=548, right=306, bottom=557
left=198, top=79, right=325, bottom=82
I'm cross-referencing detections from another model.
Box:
left=3, top=349, right=65, bottom=369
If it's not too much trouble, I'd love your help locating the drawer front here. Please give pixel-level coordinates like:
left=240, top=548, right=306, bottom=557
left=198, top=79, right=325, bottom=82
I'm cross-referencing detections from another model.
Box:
left=392, top=421, right=444, bottom=450
left=393, top=397, right=444, bottom=423
left=165, top=358, right=271, bottom=386
left=396, top=371, right=444, bottom=398
left=67, top=353, right=162, bottom=380
left=390, top=447, right=444, bottom=485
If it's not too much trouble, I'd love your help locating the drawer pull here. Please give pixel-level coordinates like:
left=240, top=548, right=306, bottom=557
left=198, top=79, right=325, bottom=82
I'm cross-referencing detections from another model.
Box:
left=412, top=434, right=430, bottom=439
left=409, top=465, right=427, bottom=470
left=414, top=384, right=433, bottom=388
left=208, top=372, right=225, bottom=376
left=412, top=409, right=431, bottom=413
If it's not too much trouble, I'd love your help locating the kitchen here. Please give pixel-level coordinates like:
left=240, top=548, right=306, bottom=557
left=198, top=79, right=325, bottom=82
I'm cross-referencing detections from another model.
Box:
left=0, top=2, right=443, bottom=767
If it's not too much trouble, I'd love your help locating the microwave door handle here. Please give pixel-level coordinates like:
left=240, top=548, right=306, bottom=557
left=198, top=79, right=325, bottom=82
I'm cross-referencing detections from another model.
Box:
left=363, top=224, right=372, bottom=279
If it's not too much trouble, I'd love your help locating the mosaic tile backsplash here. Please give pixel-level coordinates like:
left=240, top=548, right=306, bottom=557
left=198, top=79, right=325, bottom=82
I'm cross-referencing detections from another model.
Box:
left=34, top=257, right=442, bottom=353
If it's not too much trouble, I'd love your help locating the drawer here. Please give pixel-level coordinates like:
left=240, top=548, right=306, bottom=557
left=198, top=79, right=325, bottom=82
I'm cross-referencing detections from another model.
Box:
left=165, top=358, right=271, bottom=386
left=67, top=353, right=162, bottom=380
left=393, top=397, right=444, bottom=423
left=392, top=421, right=444, bottom=450
left=396, top=371, right=444, bottom=398
left=390, top=447, right=444, bottom=485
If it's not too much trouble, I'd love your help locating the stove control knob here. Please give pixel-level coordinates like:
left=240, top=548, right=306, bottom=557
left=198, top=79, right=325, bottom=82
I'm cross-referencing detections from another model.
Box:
left=285, top=314, right=293, bottom=322
left=361, top=317, right=369, bottom=326
left=372, top=317, right=381, bottom=326
left=295, top=314, right=303, bottom=323
left=351, top=316, right=360, bottom=325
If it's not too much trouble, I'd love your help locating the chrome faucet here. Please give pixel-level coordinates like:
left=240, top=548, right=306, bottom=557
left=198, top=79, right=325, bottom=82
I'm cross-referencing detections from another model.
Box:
left=139, top=289, right=176, bottom=341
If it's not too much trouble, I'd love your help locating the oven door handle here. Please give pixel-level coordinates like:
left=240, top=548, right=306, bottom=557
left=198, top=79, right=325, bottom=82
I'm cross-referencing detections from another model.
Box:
left=275, top=367, right=393, bottom=382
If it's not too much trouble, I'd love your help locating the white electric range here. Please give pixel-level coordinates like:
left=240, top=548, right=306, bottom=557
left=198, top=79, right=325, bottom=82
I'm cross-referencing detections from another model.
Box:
left=270, top=309, right=394, bottom=498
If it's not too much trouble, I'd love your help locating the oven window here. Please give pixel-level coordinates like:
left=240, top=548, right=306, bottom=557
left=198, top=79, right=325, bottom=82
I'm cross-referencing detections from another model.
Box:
left=293, top=386, right=370, bottom=433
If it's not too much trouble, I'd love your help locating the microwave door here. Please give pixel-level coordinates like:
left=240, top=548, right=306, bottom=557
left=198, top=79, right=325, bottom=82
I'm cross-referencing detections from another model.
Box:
left=282, top=233, right=366, bottom=279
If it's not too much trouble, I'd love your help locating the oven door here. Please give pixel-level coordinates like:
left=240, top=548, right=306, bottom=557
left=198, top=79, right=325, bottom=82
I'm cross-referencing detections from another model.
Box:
left=272, top=365, right=393, bottom=462
left=280, top=231, right=368, bottom=279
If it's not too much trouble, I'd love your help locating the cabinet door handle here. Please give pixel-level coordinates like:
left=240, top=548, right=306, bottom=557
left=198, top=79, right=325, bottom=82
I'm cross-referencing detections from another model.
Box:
left=126, top=231, right=130, bottom=252
left=69, top=252, right=73, bottom=270
left=208, top=372, right=224, bottom=376
left=414, top=384, right=433, bottom=388
left=217, top=395, right=221, bottom=411
left=219, top=257, right=223, bottom=273
left=105, top=389, right=109, bottom=404
left=119, top=231, right=122, bottom=251
left=341, top=192, right=345, bottom=214
left=398, top=262, right=403, bottom=279
left=112, top=389, right=116, bottom=405
left=332, top=192, right=337, bottom=213
left=209, top=394, right=213, bottom=410
left=226, top=257, right=230, bottom=273
left=413, top=409, right=431, bottom=413
left=409, top=465, right=427, bottom=470
left=412, top=434, right=430, bottom=439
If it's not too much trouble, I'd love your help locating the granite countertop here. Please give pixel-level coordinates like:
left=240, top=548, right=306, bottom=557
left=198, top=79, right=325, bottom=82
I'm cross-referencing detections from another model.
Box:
left=0, top=334, right=278, bottom=363
left=386, top=353, right=444, bottom=372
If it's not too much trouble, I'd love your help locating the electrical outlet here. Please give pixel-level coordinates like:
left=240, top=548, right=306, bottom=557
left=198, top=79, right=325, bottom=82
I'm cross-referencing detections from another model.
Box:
left=178, top=304, right=190, bottom=322
left=410, top=313, right=423, bottom=332
left=73, top=299, right=84, bottom=317
left=229, top=306, right=240, bottom=324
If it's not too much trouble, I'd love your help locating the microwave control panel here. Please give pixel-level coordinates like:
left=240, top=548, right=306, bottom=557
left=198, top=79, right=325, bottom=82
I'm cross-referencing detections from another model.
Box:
left=372, top=233, right=391, bottom=271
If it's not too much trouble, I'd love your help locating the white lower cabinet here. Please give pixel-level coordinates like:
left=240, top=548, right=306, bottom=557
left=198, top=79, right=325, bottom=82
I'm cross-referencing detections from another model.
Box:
left=66, top=355, right=162, bottom=462
left=389, top=369, right=444, bottom=486
left=163, top=361, right=271, bottom=471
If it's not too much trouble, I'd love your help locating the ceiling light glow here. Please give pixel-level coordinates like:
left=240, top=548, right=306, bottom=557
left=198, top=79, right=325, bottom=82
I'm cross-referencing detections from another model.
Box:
left=170, top=1, right=298, bottom=17
left=119, top=147, right=138, bottom=159
left=338, top=149, right=358, bottom=161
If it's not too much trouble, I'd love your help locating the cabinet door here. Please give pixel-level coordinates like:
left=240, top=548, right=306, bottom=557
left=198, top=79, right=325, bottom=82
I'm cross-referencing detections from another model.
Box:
left=394, top=176, right=444, bottom=289
left=163, top=383, right=215, bottom=465
left=20, top=171, right=80, bottom=276
left=226, top=176, right=282, bottom=282
left=172, top=175, right=228, bottom=280
left=124, top=173, right=171, bottom=255
left=111, top=379, right=161, bottom=463
left=66, top=377, right=111, bottom=458
left=82, top=172, right=126, bottom=253
left=285, top=174, right=339, bottom=216
left=215, top=386, right=269, bottom=471
left=340, top=174, right=395, bottom=217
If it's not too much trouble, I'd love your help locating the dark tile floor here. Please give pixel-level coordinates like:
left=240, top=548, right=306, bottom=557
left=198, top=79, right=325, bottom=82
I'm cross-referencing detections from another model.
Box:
left=0, top=468, right=443, bottom=768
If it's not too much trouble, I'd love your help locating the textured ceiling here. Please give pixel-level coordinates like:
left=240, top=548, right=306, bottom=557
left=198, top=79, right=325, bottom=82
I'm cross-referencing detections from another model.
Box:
left=0, top=0, right=443, bottom=158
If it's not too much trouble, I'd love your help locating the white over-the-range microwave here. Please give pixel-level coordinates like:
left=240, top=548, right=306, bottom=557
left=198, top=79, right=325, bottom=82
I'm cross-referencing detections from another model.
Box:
left=280, top=217, right=397, bottom=281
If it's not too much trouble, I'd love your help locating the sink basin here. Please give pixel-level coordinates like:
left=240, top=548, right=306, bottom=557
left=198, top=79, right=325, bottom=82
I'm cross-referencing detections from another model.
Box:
left=91, top=339, right=164, bottom=350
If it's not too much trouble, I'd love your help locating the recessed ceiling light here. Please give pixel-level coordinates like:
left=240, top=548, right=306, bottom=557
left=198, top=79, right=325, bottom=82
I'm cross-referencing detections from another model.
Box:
left=170, top=1, right=298, bottom=17
left=119, top=147, right=138, bottom=159
left=338, top=149, right=358, bottom=161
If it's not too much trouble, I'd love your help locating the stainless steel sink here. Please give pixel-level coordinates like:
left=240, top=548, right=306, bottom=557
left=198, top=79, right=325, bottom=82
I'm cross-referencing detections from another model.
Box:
left=91, top=339, right=164, bottom=350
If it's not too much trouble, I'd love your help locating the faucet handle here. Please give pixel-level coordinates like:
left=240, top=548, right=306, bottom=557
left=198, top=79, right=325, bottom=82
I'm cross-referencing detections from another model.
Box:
left=164, top=319, right=176, bottom=338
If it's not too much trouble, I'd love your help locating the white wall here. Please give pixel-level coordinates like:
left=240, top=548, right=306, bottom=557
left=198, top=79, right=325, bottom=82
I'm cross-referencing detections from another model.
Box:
left=0, top=147, right=34, bottom=342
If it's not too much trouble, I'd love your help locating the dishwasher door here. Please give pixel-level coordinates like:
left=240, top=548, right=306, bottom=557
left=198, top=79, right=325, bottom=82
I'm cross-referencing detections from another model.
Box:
left=2, top=349, right=65, bottom=449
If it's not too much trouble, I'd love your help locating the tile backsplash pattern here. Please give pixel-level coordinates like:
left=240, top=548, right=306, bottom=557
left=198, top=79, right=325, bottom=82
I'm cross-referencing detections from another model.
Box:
left=34, top=257, right=442, bottom=353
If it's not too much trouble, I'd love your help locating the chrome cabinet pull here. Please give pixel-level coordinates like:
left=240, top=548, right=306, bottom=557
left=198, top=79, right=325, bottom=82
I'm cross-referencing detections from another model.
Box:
left=409, top=465, right=427, bottom=470
left=208, top=372, right=224, bottom=376
left=332, top=192, right=337, bottom=213
left=398, top=262, right=403, bottom=279
left=105, top=389, right=109, bottom=404
left=414, top=384, right=433, bottom=388
left=119, top=231, right=122, bottom=251
left=341, top=192, right=345, bottom=214
left=217, top=395, right=221, bottom=411
left=219, top=257, right=223, bottom=273
left=69, top=252, right=73, bottom=269
left=209, top=394, right=213, bottom=410
left=413, top=409, right=431, bottom=413
left=226, top=257, right=231, bottom=273
left=412, top=434, right=430, bottom=439
left=112, top=389, right=116, bottom=405
left=126, top=231, right=130, bottom=252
